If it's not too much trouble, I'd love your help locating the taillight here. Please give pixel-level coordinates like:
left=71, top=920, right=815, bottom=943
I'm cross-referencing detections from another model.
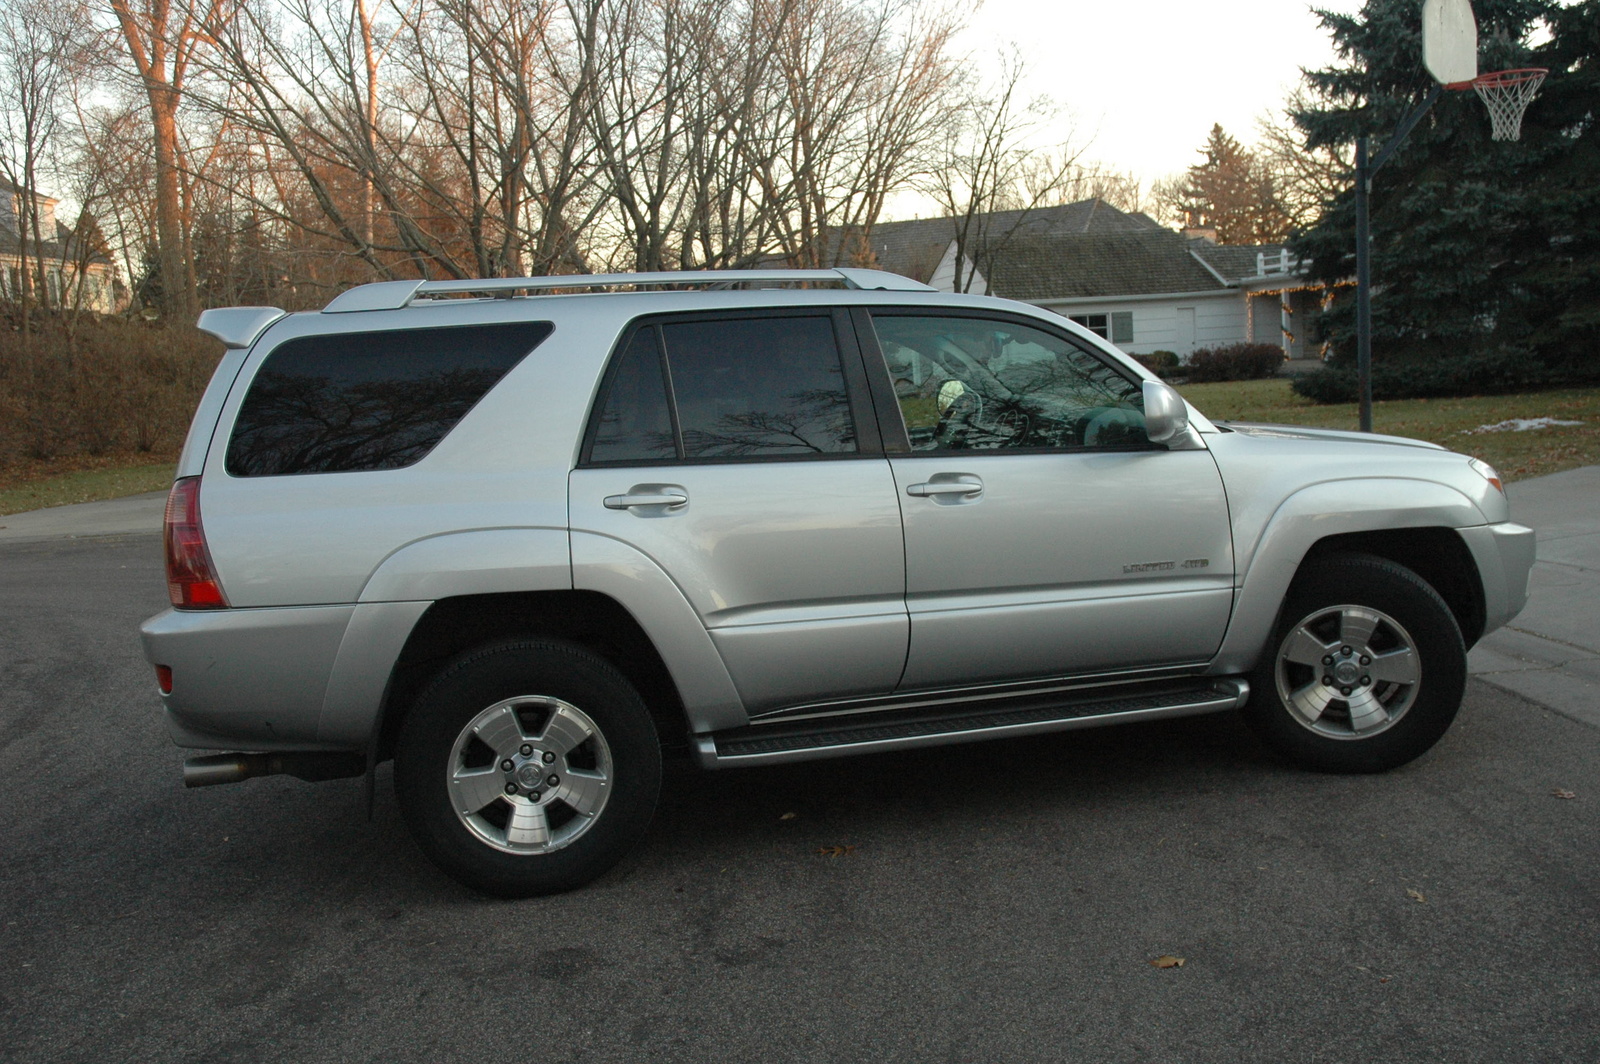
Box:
left=164, top=476, right=228, bottom=609
left=155, top=665, right=173, bottom=694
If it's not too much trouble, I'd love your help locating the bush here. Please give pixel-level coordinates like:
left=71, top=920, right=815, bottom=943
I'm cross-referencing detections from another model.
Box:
left=1132, top=350, right=1181, bottom=377
left=1183, top=343, right=1284, bottom=383
left=1291, top=347, right=1600, bottom=404
left=0, top=309, right=222, bottom=464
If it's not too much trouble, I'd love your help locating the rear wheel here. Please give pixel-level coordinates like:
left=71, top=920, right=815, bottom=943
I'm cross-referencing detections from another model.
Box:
left=1244, top=553, right=1466, bottom=773
left=394, top=640, right=662, bottom=896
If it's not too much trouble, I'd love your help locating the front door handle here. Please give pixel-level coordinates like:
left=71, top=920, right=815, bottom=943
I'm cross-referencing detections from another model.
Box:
left=905, top=478, right=983, bottom=498
left=604, top=490, right=689, bottom=510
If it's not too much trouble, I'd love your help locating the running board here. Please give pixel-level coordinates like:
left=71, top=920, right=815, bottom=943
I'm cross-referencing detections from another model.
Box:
left=693, top=678, right=1249, bottom=769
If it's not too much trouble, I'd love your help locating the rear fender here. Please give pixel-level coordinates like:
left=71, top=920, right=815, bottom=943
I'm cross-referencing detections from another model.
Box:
left=571, top=531, right=746, bottom=733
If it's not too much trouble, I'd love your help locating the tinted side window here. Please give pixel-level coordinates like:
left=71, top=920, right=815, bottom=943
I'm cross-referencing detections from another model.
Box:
left=226, top=322, right=551, bottom=477
left=590, top=328, right=675, bottom=463
left=661, top=317, right=856, bottom=459
left=871, top=314, right=1146, bottom=453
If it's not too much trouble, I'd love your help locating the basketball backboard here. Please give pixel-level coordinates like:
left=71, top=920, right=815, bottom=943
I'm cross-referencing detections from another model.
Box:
left=1423, top=0, right=1478, bottom=85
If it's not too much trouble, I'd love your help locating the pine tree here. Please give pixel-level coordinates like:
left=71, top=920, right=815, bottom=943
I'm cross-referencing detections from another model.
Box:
left=1173, top=124, right=1291, bottom=244
left=1289, top=0, right=1598, bottom=370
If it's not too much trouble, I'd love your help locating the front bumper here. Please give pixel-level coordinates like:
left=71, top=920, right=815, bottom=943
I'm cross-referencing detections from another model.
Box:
left=1458, top=521, right=1537, bottom=638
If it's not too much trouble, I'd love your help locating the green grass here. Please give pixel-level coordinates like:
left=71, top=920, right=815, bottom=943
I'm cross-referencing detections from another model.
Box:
left=1178, top=378, right=1600, bottom=481
left=0, top=461, right=174, bottom=517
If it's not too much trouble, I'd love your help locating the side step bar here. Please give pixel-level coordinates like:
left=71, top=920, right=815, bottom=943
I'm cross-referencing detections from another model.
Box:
left=693, top=678, right=1248, bottom=769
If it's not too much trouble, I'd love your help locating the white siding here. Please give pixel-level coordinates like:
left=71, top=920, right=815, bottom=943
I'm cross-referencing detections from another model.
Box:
left=1033, top=293, right=1247, bottom=357
left=928, top=241, right=988, bottom=295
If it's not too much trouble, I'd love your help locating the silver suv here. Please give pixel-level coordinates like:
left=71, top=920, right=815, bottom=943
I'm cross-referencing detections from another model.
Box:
left=141, top=269, right=1536, bottom=896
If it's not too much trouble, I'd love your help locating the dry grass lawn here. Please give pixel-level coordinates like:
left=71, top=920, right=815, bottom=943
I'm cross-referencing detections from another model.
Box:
left=1179, top=378, right=1600, bottom=482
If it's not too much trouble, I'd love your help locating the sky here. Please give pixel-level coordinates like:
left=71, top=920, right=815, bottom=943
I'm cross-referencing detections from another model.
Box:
left=954, top=0, right=1367, bottom=184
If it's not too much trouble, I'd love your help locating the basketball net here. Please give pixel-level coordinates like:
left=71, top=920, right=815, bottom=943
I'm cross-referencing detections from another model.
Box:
left=1465, top=68, right=1549, bottom=141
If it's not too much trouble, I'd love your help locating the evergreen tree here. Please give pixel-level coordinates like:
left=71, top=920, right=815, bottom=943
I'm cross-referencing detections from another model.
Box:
left=1290, top=0, right=1597, bottom=371
left=1171, top=124, right=1292, bottom=244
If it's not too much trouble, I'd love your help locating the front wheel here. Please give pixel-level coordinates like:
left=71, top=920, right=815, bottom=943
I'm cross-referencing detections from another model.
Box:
left=1243, top=553, right=1466, bottom=774
left=394, top=640, right=662, bottom=896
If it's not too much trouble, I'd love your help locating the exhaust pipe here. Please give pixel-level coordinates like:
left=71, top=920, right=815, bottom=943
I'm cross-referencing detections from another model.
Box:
left=183, top=751, right=367, bottom=788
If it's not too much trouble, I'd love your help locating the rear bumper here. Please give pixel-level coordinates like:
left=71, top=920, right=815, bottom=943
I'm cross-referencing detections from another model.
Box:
left=140, top=605, right=356, bottom=751
left=1458, top=521, right=1537, bottom=638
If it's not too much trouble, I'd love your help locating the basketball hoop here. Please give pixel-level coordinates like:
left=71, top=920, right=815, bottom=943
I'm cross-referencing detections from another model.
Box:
left=1449, top=68, right=1549, bottom=141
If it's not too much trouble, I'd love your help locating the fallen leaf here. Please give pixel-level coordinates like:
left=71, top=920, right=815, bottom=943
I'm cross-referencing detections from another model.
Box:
left=1407, top=889, right=1426, bottom=903
left=780, top=812, right=798, bottom=820
left=1150, top=955, right=1185, bottom=969
left=1380, top=977, right=1390, bottom=984
left=1553, top=789, right=1576, bottom=799
left=816, top=845, right=856, bottom=857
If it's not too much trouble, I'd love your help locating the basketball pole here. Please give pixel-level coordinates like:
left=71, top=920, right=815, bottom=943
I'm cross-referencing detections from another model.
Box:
left=1354, top=85, right=1442, bottom=432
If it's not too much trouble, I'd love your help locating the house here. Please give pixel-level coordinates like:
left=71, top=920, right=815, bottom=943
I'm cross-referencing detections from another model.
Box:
left=861, top=200, right=1335, bottom=359
left=0, top=180, right=123, bottom=314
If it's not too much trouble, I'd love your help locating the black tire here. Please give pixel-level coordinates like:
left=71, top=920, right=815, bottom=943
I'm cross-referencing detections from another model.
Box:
left=394, top=640, right=662, bottom=897
left=1243, top=552, right=1466, bottom=774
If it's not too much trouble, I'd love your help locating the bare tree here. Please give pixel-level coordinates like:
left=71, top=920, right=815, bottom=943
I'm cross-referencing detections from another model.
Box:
left=1256, top=90, right=1352, bottom=232
left=109, top=0, right=227, bottom=321
left=923, top=50, right=1084, bottom=292
left=0, top=0, right=90, bottom=333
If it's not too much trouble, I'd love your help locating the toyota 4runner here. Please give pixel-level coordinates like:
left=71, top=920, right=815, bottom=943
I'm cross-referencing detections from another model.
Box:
left=141, top=268, right=1536, bottom=896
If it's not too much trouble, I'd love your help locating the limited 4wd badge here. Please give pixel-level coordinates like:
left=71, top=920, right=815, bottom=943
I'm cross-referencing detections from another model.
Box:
left=1123, top=559, right=1210, bottom=574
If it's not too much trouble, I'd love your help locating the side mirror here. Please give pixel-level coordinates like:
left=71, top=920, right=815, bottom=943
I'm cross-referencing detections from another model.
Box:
left=1142, top=379, right=1191, bottom=444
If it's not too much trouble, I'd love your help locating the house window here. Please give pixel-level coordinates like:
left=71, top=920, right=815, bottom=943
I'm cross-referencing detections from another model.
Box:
left=1069, top=313, right=1108, bottom=339
left=1069, top=312, right=1135, bottom=346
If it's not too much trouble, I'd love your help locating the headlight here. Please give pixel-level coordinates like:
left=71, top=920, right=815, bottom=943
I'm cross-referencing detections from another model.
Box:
left=1469, top=457, right=1504, bottom=494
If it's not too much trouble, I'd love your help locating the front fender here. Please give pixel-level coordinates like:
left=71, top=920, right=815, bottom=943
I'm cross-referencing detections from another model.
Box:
left=1208, top=478, right=1489, bottom=674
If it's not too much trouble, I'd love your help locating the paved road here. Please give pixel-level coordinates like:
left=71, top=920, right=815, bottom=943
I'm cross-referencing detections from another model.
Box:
left=1, top=540, right=1598, bottom=1061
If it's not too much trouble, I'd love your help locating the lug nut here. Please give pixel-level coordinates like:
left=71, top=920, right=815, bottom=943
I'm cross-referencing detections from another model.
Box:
left=1322, top=655, right=1334, bottom=666
left=542, top=751, right=556, bottom=764
left=1340, top=686, right=1353, bottom=696
left=505, top=782, right=518, bottom=794
left=1360, top=655, right=1371, bottom=666
left=520, top=744, right=533, bottom=756
left=547, top=775, right=560, bottom=787
left=1322, top=676, right=1334, bottom=686
left=1361, top=675, right=1371, bottom=686
left=1340, top=645, right=1352, bottom=656
left=501, top=759, right=515, bottom=771
left=530, top=791, right=542, bottom=802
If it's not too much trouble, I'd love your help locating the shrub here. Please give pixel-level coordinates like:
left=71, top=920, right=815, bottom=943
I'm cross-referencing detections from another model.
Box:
left=0, top=309, right=222, bottom=464
left=1291, top=347, right=1600, bottom=404
left=1132, top=350, right=1181, bottom=377
left=1183, top=343, right=1284, bottom=383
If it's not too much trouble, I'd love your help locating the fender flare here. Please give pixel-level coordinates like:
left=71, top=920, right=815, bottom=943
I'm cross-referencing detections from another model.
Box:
left=318, top=528, right=573, bottom=745
left=1208, top=478, right=1488, bottom=674
left=571, top=530, right=746, bottom=734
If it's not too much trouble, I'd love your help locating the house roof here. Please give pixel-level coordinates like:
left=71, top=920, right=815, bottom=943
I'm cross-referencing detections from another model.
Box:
left=1188, top=241, right=1293, bottom=284
left=985, top=229, right=1230, bottom=301
left=862, top=199, right=1162, bottom=283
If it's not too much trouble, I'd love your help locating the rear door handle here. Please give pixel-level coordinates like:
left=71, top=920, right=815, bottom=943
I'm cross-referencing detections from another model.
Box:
left=906, top=479, right=983, bottom=498
left=604, top=490, right=689, bottom=510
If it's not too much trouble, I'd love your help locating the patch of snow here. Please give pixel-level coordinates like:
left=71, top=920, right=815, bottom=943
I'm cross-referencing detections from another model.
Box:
left=1462, top=417, right=1584, bottom=435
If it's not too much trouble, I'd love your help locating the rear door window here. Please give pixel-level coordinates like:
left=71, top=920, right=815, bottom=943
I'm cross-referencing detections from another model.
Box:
left=226, top=321, right=551, bottom=476
left=584, top=315, right=859, bottom=463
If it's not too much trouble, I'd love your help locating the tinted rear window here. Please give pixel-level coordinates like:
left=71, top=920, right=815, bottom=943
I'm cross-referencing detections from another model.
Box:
left=226, top=322, right=551, bottom=476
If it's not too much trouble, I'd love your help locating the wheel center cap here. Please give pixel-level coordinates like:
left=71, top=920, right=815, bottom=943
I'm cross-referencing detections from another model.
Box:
left=515, top=761, right=545, bottom=789
left=1334, top=660, right=1361, bottom=684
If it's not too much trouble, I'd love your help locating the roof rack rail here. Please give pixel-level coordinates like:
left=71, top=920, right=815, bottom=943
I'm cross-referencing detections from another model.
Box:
left=321, top=268, right=934, bottom=313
